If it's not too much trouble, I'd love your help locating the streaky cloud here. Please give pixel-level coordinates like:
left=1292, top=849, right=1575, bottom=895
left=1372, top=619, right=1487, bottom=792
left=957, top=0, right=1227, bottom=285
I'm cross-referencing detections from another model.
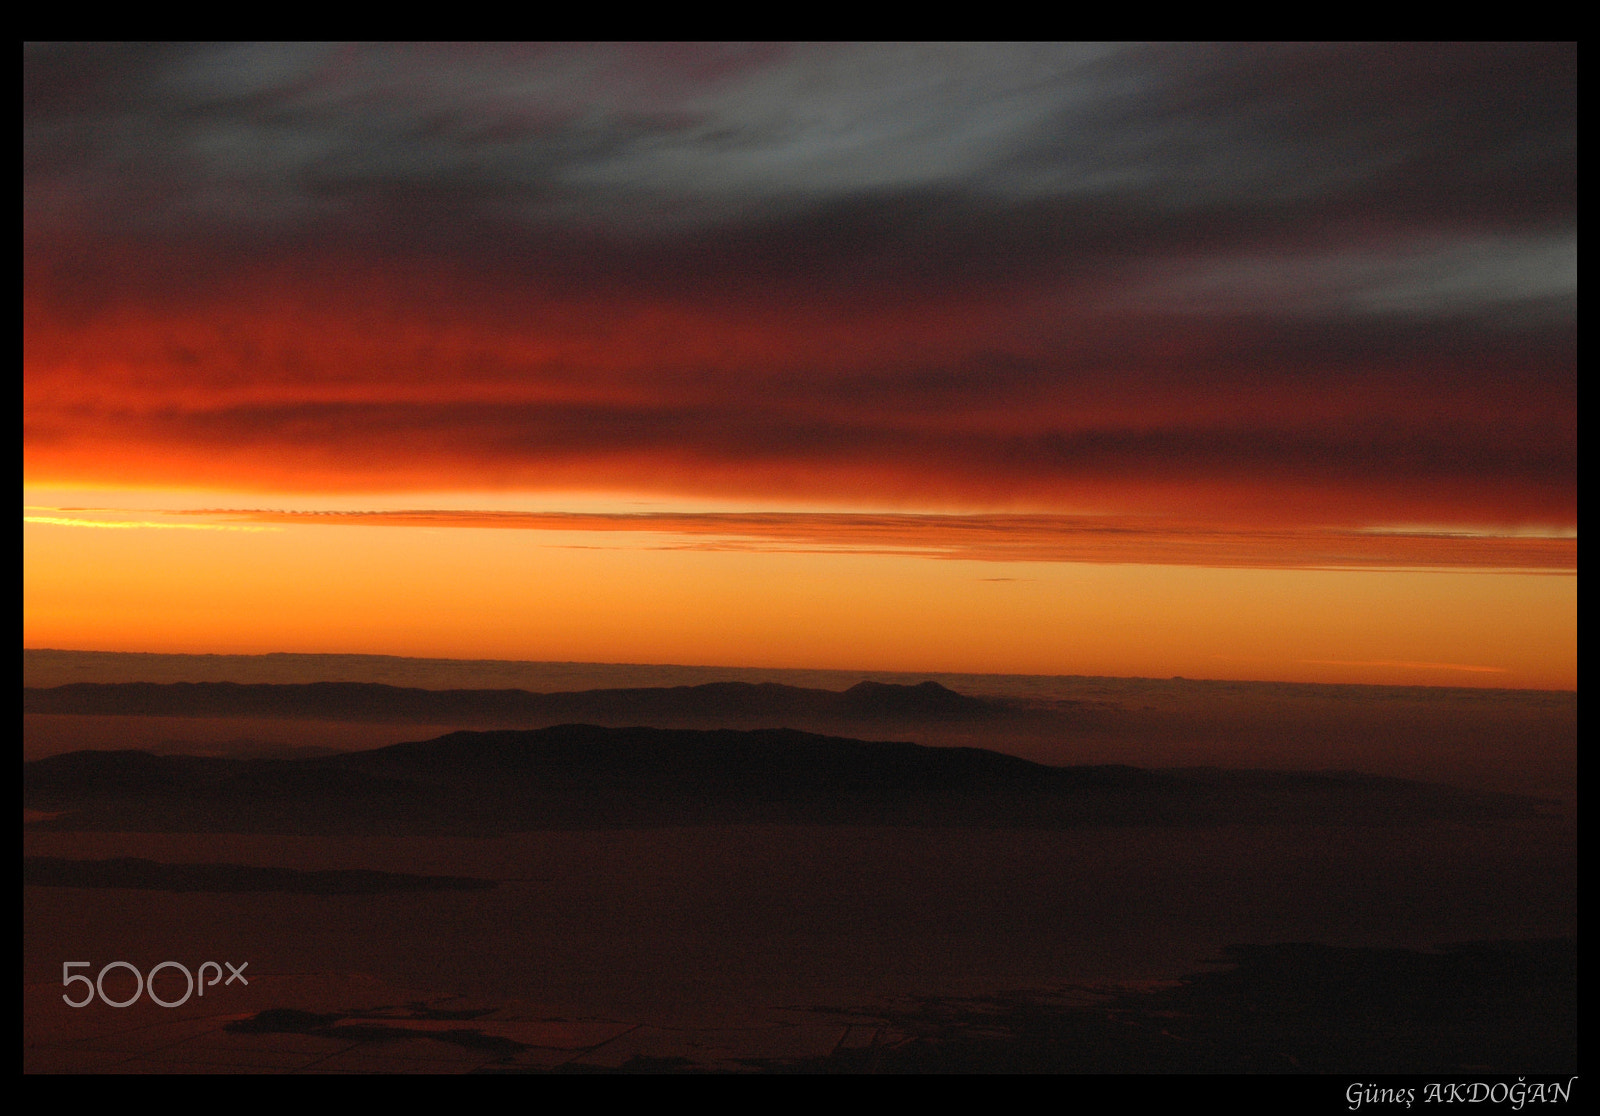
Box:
left=161, top=507, right=1577, bottom=572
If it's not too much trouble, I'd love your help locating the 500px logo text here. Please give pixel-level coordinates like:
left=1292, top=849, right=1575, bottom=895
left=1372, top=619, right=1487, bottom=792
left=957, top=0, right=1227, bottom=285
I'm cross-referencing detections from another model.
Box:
left=62, top=960, right=249, bottom=1008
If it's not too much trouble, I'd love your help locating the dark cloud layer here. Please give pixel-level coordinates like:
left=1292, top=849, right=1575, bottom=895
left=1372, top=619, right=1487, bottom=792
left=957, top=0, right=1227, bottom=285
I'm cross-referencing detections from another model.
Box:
left=23, top=43, right=1576, bottom=527
left=23, top=43, right=1575, bottom=238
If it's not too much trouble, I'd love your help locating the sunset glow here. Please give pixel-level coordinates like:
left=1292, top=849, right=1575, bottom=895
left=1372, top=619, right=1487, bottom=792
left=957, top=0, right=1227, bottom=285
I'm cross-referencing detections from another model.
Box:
left=23, top=44, right=1575, bottom=689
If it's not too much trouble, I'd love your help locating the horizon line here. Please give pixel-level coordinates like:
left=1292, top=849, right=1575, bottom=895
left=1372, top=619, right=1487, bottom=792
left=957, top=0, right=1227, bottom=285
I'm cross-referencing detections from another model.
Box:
left=22, top=646, right=1576, bottom=695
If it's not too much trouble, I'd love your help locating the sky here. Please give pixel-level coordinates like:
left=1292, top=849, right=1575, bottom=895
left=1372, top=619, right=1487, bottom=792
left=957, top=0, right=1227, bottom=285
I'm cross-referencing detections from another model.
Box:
left=22, top=43, right=1576, bottom=688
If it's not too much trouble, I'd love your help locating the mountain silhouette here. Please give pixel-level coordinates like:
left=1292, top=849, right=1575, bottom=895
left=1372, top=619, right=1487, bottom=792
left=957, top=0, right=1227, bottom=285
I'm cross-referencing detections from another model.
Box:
left=24, top=724, right=1546, bottom=836
left=24, top=679, right=1004, bottom=725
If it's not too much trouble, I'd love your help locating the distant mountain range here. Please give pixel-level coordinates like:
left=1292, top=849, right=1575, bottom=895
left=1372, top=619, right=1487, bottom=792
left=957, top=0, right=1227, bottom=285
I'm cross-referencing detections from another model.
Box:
left=24, top=723, right=1545, bottom=835
left=24, top=678, right=1007, bottom=726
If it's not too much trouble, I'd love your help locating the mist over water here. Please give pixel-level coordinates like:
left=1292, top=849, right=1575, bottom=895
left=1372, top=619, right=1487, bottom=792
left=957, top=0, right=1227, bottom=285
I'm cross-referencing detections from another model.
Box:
left=24, top=649, right=1577, bottom=808
left=23, top=648, right=1576, bottom=1070
left=23, top=646, right=1212, bottom=694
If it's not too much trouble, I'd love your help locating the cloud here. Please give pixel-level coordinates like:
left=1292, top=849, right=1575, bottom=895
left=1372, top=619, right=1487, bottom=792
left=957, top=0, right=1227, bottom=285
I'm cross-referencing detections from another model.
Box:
left=23, top=514, right=277, bottom=532
left=103, top=507, right=1573, bottom=572
left=23, top=44, right=1576, bottom=529
left=1127, top=234, right=1576, bottom=320
left=24, top=44, right=1574, bottom=235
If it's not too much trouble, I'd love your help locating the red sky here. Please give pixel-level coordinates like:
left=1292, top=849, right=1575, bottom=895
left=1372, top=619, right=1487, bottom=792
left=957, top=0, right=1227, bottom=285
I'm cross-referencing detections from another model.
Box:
left=23, top=44, right=1576, bottom=687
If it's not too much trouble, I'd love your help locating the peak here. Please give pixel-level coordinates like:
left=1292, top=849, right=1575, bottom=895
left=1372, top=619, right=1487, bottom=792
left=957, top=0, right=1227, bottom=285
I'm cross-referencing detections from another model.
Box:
left=845, top=680, right=952, bottom=694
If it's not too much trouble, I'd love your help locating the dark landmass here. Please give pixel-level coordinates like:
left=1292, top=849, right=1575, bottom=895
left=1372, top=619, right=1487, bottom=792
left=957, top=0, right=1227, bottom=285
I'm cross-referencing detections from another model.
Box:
left=24, top=666, right=1577, bottom=813
left=23, top=679, right=1005, bottom=726
left=780, top=938, right=1579, bottom=1075
left=23, top=856, right=494, bottom=894
left=23, top=724, right=1549, bottom=835
left=215, top=938, right=1575, bottom=1074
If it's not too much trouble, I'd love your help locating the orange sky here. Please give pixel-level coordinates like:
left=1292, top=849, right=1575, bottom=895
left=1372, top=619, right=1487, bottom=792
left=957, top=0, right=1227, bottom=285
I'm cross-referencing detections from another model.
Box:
left=22, top=491, right=1576, bottom=689
left=23, top=45, right=1575, bottom=689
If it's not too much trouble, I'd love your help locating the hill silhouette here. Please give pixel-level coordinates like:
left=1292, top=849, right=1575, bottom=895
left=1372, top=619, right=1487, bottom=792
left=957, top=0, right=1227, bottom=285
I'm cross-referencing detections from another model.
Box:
left=23, top=724, right=1546, bottom=836
left=24, top=678, right=1005, bottom=726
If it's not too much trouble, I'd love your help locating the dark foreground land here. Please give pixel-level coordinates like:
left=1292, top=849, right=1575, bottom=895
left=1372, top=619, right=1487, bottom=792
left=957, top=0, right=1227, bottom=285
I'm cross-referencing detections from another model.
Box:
left=780, top=940, right=1577, bottom=1075
left=22, top=933, right=1576, bottom=1073
left=214, top=939, right=1575, bottom=1074
left=23, top=671, right=1577, bottom=1074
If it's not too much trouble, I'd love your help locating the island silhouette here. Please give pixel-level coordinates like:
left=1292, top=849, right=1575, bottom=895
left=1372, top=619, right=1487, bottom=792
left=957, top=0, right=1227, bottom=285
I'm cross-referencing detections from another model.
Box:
left=24, top=721, right=1547, bottom=835
left=23, top=669, right=1575, bottom=1073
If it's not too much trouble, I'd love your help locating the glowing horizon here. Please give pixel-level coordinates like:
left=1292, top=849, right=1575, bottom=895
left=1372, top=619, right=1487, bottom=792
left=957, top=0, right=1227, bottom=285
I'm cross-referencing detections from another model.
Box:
left=23, top=45, right=1575, bottom=692
left=23, top=488, right=1576, bottom=691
